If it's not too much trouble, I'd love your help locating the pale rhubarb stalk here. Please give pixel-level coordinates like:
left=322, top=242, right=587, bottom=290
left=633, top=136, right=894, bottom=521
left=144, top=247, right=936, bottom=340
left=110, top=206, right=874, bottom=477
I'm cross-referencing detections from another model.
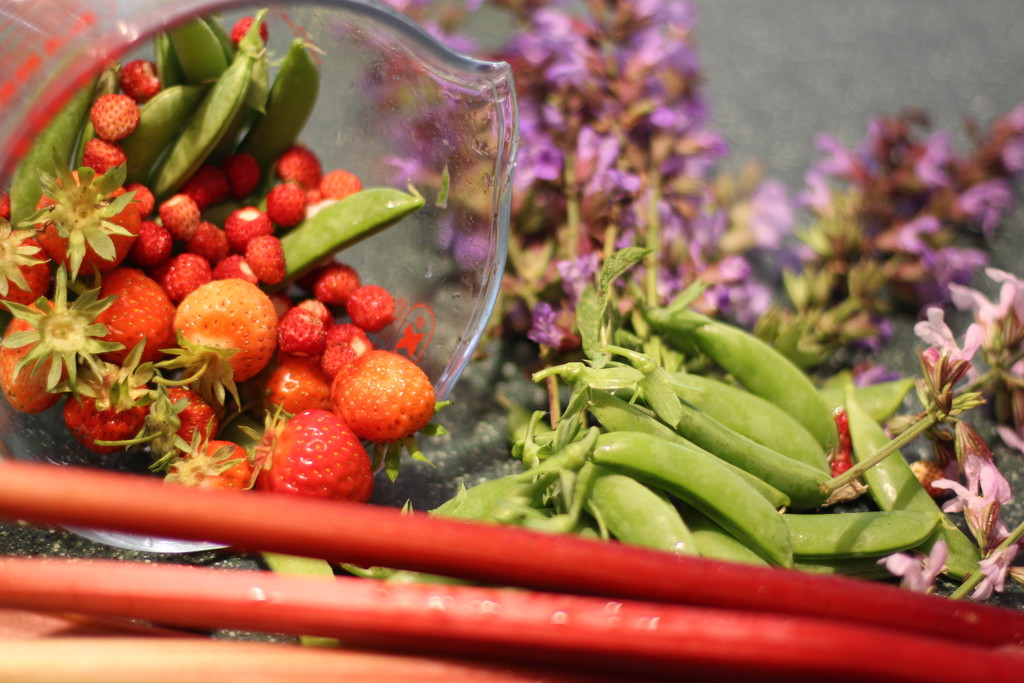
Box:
left=0, top=557, right=1022, bottom=683
left=0, top=459, right=1023, bottom=650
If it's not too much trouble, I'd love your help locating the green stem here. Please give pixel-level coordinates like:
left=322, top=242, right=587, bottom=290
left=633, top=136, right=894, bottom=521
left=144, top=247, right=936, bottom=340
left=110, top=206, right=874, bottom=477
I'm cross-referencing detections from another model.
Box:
left=562, top=151, right=581, bottom=261
left=948, top=520, right=1024, bottom=600
left=644, top=164, right=662, bottom=307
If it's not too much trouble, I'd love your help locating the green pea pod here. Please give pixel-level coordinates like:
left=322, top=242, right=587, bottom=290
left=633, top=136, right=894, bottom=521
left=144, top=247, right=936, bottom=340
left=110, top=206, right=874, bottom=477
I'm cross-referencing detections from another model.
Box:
left=279, top=188, right=427, bottom=283
left=792, top=558, right=894, bottom=580
left=239, top=37, right=320, bottom=171
left=586, top=389, right=791, bottom=510
left=73, top=64, right=122, bottom=168
left=592, top=430, right=794, bottom=568
left=169, top=17, right=231, bottom=84
left=679, top=505, right=770, bottom=567
left=121, top=84, right=207, bottom=184
left=430, top=473, right=530, bottom=521
left=784, top=510, right=939, bottom=560
left=647, top=308, right=838, bottom=449
left=667, top=372, right=830, bottom=473
left=820, top=374, right=916, bottom=423
left=9, top=76, right=98, bottom=223
left=203, top=15, right=237, bottom=63
left=154, top=32, right=185, bottom=88
left=586, top=466, right=698, bottom=556
left=845, top=387, right=980, bottom=580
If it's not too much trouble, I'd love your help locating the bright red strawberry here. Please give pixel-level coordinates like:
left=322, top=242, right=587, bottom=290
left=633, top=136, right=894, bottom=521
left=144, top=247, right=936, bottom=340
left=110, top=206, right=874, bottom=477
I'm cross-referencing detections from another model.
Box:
left=319, top=323, right=372, bottom=380
left=124, top=182, right=155, bottom=218
left=186, top=221, right=231, bottom=265
left=230, top=16, right=269, bottom=46
left=157, top=252, right=212, bottom=303
left=158, top=193, right=201, bottom=241
left=254, top=409, right=373, bottom=502
left=180, top=165, right=231, bottom=210
left=319, top=168, right=362, bottom=200
left=244, top=234, right=285, bottom=285
left=0, top=191, right=10, bottom=220
left=311, top=262, right=360, bottom=306
left=224, top=206, right=273, bottom=253
left=81, top=138, right=128, bottom=175
left=211, top=253, right=259, bottom=285
left=0, top=314, right=61, bottom=414
left=295, top=298, right=332, bottom=328
left=90, top=93, right=140, bottom=142
left=0, top=220, right=50, bottom=306
left=306, top=188, right=323, bottom=205
left=222, top=152, right=261, bottom=199
left=128, top=219, right=172, bottom=268
left=120, top=59, right=161, bottom=103
left=63, top=394, right=147, bottom=454
left=265, top=182, right=307, bottom=227
left=346, top=284, right=395, bottom=333
left=166, top=386, right=219, bottom=445
left=165, top=440, right=252, bottom=491
left=275, top=145, right=322, bottom=190
left=277, top=306, right=326, bottom=358
left=95, top=267, right=176, bottom=364
left=330, top=349, right=435, bottom=443
left=264, top=355, right=333, bottom=415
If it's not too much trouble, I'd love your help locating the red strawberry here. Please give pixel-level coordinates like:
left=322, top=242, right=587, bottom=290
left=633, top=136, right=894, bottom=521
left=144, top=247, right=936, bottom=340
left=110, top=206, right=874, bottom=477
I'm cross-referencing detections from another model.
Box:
left=89, top=93, right=140, bottom=142
left=180, top=165, right=231, bottom=210
left=64, top=394, right=147, bottom=454
left=0, top=191, right=10, bottom=220
left=306, top=188, right=323, bottom=205
left=244, top=234, right=285, bottom=285
left=330, top=349, right=435, bottom=443
left=222, top=152, right=261, bottom=199
left=120, top=59, right=161, bottom=103
left=277, top=306, right=326, bottom=358
left=311, top=262, right=360, bottom=306
left=158, top=193, right=201, bottom=241
left=230, top=16, right=269, bottom=46
left=157, top=253, right=212, bottom=303
left=124, top=182, right=155, bottom=218
left=0, top=314, right=61, bottom=414
left=95, top=267, right=176, bottom=364
left=165, top=440, right=253, bottom=491
left=346, top=284, right=395, bottom=333
left=166, top=386, right=219, bottom=445
left=264, top=355, right=333, bottom=415
left=254, top=409, right=373, bottom=502
left=275, top=145, right=322, bottom=190
left=211, top=254, right=259, bottom=285
left=269, top=292, right=292, bottom=319
left=265, top=182, right=307, bottom=228
left=0, top=221, right=50, bottom=306
left=320, top=323, right=372, bottom=380
left=295, top=298, right=332, bottom=328
left=223, top=206, right=273, bottom=253
left=81, top=138, right=128, bottom=175
left=128, top=220, right=172, bottom=268
left=186, top=221, right=231, bottom=265
left=320, top=169, right=362, bottom=200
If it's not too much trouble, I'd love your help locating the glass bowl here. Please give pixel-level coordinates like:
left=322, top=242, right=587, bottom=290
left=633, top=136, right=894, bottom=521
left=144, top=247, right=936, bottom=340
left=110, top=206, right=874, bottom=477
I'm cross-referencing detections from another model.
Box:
left=0, top=0, right=518, bottom=552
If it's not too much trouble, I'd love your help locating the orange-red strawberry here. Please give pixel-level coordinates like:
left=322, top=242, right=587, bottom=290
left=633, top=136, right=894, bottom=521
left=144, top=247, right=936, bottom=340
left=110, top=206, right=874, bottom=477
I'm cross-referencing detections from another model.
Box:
left=165, top=439, right=252, bottom=491
left=0, top=219, right=50, bottom=306
left=95, top=267, right=175, bottom=364
left=180, top=165, right=230, bottom=210
left=346, top=284, right=395, bottom=333
left=222, top=152, right=261, bottom=199
left=0, top=315, right=61, bottom=414
left=275, top=145, right=322, bottom=190
left=264, top=355, right=332, bottom=414
left=265, top=182, right=307, bottom=228
left=0, top=191, right=10, bottom=220
left=124, top=182, right=155, bottom=218
left=319, top=323, right=372, bottom=380
left=311, top=262, right=360, bottom=306
left=81, top=138, right=128, bottom=175
left=90, top=93, right=140, bottom=142
left=277, top=306, right=326, bottom=358
left=120, top=59, right=161, bottom=103
left=330, top=349, right=435, bottom=443
left=166, top=386, right=219, bottom=445
left=254, top=409, right=372, bottom=502
left=319, top=168, right=362, bottom=200
left=244, top=234, right=285, bottom=285
left=128, top=220, right=172, bottom=268
left=63, top=393, right=147, bottom=454
left=186, top=221, right=231, bottom=265
left=158, top=193, right=201, bottom=241
left=156, top=253, right=212, bottom=303
left=224, top=206, right=273, bottom=253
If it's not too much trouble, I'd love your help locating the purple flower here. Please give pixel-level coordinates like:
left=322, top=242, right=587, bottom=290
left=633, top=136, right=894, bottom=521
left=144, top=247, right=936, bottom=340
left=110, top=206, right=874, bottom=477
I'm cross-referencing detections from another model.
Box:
left=507, top=8, right=592, bottom=88
left=812, top=133, right=860, bottom=178
left=895, top=215, right=941, bottom=262
left=956, top=178, right=1014, bottom=238
left=556, top=252, right=600, bottom=306
left=797, top=169, right=833, bottom=215
left=526, top=302, right=574, bottom=349
left=914, top=131, right=952, bottom=188
left=879, top=540, right=948, bottom=594
left=1001, top=136, right=1024, bottom=173
left=914, top=307, right=983, bottom=363
left=997, top=424, right=1024, bottom=455
left=972, top=543, right=1021, bottom=601
left=852, top=362, right=901, bottom=386
left=950, top=267, right=1024, bottom=323
left=747, top=179, right=795, bottom=249
left=933, top=452, right=1012, bottom=548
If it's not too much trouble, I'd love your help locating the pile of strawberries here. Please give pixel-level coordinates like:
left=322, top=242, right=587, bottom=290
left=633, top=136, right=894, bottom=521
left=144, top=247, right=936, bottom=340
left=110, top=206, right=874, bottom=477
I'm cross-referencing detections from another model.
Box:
left=0, top=17, right=437, bottom=504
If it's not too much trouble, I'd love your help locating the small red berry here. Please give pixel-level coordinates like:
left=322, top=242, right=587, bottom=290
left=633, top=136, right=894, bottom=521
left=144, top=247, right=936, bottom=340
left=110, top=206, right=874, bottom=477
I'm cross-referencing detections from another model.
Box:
left=222, top=152, right=261, bottom=199
left=0, top=191, right=9, bottom=220
left=320, top=169, right=362, bottom=200
left=211, top=254, right=259, bottom=285
left=275, top=145, right=322, bottom=190
left=158, top=253, right=213, bottom=303
left=230, top=16, right=269, bottom=45
left=320, top=323, right=373, bottom=379
left=244, top=234, right=286, bottom=286
left=158, top=194, right=201, bottom=241
left=124, top=182, right=155, bottom=218
left=186, top=221, right=231, bottom=265
left=306, top=188, right=323, bottom=205
left=911, top=460, right=948, bottom=501
left=120, top=59, right=161, bottom=103
left=311, top=262, right=360, bottom=306
left=265, top=182, right=307, bottom=228
left=346, top=284, right=395, bottom=333
left=90, top=93, right=140, bottom=141
left=128, top=220, right=173, bottom=268
left=295, top=298, right=333, bottom=328
left=181, top=165, right=231, bottom=210
left=278, top=307, right=327, bottom=358
left=224, top=206, right=274, bottom=253
left=82, top=138, right=127, bottom=174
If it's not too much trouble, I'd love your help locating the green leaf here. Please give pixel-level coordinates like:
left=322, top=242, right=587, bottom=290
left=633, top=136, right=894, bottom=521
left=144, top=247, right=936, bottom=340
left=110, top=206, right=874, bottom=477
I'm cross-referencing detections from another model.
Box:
left=576, top=284, right=604, bottom=363
left=436, top=165, right=450, bottom=209
left=598, top=246, right=650, bottom=298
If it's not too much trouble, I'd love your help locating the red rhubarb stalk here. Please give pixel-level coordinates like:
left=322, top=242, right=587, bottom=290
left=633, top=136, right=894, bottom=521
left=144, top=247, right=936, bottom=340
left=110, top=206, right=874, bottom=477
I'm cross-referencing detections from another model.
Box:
left=0, top=557, right=1022, bottom=683
left=0, top=459, right=1023, bottom=649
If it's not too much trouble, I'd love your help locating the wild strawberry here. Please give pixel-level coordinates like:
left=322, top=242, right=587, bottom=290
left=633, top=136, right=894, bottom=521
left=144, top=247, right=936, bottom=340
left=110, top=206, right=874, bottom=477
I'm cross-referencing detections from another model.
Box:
left=277, top=306, right=326, bottom=358
left=330, top=349, right=435, bottom=443
left=275, top=145, right=322, bottom=190
left=295, top=298, right=332, bottom=328
left=224, top=206, right=273, bottom=253
left=166, top=386, right=219, bottom=445
left=311, top=262, right=360, bottom=306
left=158, top=193, right=201, bottom=241
left=30, top=165, right=141, bottom=278
left=120, top=59, right=161, bottom=103
left=306, top=188, right=323, bottom=205
left=186, top=221, right=231, bottom=265
left=222, top=152, right=261, bottom=199
left=211, top=254, right=259, bottom=285
left=180, top=165, right=231, bottom=210
left=0, top=219, right=50, bottom=306
left=230, top=16, right=269, bottom=46
left=128, top=220, right=172, bottom=268
left=254, top=409, right=373, bottom=502
left=95, top=267, right=176, bottom=364
left=265, top=182, right=307, bottom=227
left=911, top=459, right=948, bottom=501
left=165, top=440, right=253, bottom=491
left=346, top=284, right=395, bottom=333
left=264, top=355, right=333, bottom=415
left=90, top=93, right=140, bottom=142
left=320, top=323, right=372, bottom=379
left=160, top=278, right=278, bottom=405
left=0, top=314, right=61, bottom=414
left=244, top=234, right=285, bottom=286
left=157, top=253, right=212, bottom=303
left=320, top=169, right=362, bottom=200
left=0, top=191, right=10, bottom=220
left=81, top=138, right=128, bottom=175
left=124, top=182, right=155, bottom=218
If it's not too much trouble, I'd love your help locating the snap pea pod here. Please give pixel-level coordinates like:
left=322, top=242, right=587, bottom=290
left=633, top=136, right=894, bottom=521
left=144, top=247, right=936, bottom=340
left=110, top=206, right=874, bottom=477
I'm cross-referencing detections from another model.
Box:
left=154, top=32, right=185, bottom=87
left=430, top=473, right=530, bottom=521
left=119, top=84, right=207, bottom=184
left=169, top=17, right=230, bottom=84
left=278, top=188, right=426, bottom=283
left=667, top=372, right=830, bottom=473
left=783, top=510, right=939, bottom=560
left=239, top=37, right=320, bottom=171
left=845, top=387, right=980, bottom=580
left=681, top=506, right=770, bottom=567
left=647, top=308, right=838, bottom=449
left=820, top=375, right=916, bottom=423
left=592, top=430, right=794, bottom=567
left=9, top=75, right=98, bottom=223
left=203, top=15, right=237, bottom=63
left=792, top=558, right=894, bottom=580
left=586, top=389, right=791, bottom=510
left=586, top=466, right=698, bottom=556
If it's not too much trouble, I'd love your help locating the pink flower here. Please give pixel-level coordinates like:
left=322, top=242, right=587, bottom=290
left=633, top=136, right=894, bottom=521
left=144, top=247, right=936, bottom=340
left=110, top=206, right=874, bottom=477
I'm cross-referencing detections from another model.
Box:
left=933, top=452, right=1012, bottom=549
left=972, top=543, right=1021, bottom=601
left=914, top=307, right=982, bottom=363
left=879, top=541, right=948, bottom=593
